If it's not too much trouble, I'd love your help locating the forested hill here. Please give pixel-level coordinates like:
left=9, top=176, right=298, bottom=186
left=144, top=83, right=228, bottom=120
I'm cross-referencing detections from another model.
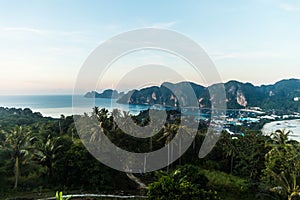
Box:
left=0, top=107, right=53, bottom=128
left=116, top=78, right=300, bottom=112
left=84, top=89, right=124, bottom=99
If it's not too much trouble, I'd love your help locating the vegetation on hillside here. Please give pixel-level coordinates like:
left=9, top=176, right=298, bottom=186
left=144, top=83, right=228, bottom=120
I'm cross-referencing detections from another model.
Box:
left=0, top=107, right=300, bottom=199
left=116, top=79, right=300, bottom=112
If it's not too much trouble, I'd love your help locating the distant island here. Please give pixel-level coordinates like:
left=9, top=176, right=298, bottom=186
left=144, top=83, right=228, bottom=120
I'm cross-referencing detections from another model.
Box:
left=84, top=89, right=124, bottom=99
left=85, top=78, right=300, bottom=112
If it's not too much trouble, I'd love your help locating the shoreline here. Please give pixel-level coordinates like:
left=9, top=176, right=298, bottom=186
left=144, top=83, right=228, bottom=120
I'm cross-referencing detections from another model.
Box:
left=262, top=119, right=300, bottom=141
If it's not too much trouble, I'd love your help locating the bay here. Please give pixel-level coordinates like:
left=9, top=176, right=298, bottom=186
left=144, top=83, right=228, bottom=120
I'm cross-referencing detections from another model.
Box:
left=0, top=95, right=150, bottom=118
left=262, top=119, right=300, bottom=142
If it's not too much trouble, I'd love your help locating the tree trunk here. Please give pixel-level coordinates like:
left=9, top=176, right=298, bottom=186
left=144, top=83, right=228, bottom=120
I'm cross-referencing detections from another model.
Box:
left=14, top=156, right=19, bottom=189
left=230, top=154, right=234, bottom=174
left=49, top=164, right=53, bottom=177
left=179, top=138, right=182, bottom=165
left=126, top=173, right=147, bottom=189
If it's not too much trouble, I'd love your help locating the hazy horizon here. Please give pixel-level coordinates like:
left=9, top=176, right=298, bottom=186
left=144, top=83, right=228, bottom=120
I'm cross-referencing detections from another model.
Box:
left=0, top=77, right=298, bottom=96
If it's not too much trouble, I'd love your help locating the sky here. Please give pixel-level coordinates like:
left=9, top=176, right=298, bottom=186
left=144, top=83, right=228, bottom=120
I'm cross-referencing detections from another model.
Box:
left=0, top=0, right=299, bottom=94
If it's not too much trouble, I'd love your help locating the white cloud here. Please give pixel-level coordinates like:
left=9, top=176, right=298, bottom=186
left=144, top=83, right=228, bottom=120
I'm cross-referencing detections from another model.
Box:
left=279, top=3, right=300, bottom=11
left=2, top=27, right=43, bottom=34
left=211, top=51, right=287, bottom=61
left=1, top=26, right=88, bottom=37
left=149, top=21, right=177, bottom=29
left=211, top=53, right=237, bottom=60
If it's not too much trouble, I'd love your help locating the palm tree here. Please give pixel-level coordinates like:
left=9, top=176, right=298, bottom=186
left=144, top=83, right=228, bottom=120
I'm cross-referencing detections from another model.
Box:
left=270, top=129, right=292, bottom=146
left=158, top=124, right=178, bottom=144
left=4, top=126, right=33, bottom=189
left=92, top=106, right=100, bottom=116
left=158, top=124, right=178, bottom=172
left=34, top=134, right=62, bottom=177
left=222, top=133, right=237, bottom=174
left=265, top=129, right=300, bottom=199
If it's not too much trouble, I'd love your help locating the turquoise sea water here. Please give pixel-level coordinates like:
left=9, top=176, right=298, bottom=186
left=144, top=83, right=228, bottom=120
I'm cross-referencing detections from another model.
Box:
left=0, top=95, right=150, bottom=118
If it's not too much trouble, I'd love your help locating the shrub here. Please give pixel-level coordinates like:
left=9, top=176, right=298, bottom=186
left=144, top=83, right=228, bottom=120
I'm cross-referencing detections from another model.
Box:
left=147, top=164, right=221, bottom=200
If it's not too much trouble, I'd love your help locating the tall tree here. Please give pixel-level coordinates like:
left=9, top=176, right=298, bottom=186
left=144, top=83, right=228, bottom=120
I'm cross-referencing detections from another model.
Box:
left=221, top=133, right=237, bottom=174
left=263, top=129, right=300, bottom=199
left=34, top=134, right=62, bottom=177
left=4, top=126, right=33, bottom=189
left=158, top=123, right=178, bottom=171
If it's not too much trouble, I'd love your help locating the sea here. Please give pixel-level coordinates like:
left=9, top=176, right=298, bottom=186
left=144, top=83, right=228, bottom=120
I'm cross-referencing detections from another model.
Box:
left=0, top=95, right=150, bottom=118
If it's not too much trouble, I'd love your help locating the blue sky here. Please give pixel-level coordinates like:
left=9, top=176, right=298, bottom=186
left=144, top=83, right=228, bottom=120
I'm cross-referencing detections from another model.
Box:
left=0, top=0, right=299, bottom=94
